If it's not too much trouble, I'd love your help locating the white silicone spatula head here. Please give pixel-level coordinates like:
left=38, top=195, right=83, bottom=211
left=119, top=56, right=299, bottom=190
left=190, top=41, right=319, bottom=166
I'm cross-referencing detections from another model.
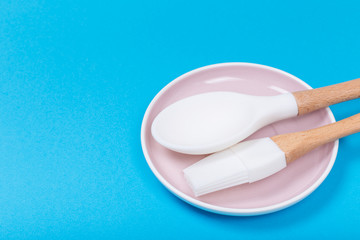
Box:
left=183, top=138, right=287, bottom=196
left=151, top=92, right=298, bottom=154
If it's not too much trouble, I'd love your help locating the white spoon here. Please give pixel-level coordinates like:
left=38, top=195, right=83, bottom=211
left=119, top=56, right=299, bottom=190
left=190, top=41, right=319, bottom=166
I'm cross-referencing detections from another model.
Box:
left=151, top=78, right=360, bottom=154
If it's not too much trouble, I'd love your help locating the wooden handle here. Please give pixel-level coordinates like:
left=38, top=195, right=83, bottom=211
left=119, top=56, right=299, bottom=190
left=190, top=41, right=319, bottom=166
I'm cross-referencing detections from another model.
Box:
left=293, top=78, right=360, bottom=115
left=271, top=113, right=360, bottom=164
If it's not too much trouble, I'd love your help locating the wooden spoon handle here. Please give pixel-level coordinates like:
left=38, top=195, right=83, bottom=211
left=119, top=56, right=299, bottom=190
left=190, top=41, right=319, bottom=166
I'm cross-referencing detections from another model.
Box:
left=271, top=113, right=360, bottom=164
left=293, top=78, right=360, bottom=115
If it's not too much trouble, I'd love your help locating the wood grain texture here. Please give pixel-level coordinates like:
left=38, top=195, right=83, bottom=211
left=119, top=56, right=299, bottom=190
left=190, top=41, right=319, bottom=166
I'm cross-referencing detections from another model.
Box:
left=271, top=113, right=360, bottom=164
left=293, top=78, right=360, bottom=115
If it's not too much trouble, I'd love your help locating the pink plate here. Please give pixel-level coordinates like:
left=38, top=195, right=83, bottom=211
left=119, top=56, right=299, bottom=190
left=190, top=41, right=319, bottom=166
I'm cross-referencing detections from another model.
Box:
left=141, top=63, right=338, bottom=216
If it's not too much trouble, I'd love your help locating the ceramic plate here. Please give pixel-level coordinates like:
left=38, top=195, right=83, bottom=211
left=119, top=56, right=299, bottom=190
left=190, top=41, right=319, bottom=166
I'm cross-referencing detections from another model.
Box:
left=141, top=63, right=338, bottom=216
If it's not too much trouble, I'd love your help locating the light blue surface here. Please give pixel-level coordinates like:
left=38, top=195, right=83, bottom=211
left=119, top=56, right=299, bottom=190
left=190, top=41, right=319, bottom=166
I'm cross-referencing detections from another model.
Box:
left=0, top=0, right=359, bottom=239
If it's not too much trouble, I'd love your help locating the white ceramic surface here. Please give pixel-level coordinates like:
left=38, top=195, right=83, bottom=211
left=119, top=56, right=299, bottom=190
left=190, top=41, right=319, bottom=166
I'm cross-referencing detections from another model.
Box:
left=141, top=63, right=338, bottom=216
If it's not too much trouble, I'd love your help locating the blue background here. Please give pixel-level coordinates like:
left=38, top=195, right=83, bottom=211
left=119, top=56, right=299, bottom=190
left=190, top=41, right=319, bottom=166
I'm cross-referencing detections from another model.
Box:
left=1, top=0, right=359, bottom=239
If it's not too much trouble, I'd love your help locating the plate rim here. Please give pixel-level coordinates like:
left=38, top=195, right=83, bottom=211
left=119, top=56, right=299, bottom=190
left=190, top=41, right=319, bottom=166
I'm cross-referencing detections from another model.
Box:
left=140, top=62, right=338, bottom=216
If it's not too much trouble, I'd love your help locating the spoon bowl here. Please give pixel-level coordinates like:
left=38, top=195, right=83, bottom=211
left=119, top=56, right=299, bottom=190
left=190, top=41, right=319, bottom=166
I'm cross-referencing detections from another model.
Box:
left=152, top=91, right=297, bottom=154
